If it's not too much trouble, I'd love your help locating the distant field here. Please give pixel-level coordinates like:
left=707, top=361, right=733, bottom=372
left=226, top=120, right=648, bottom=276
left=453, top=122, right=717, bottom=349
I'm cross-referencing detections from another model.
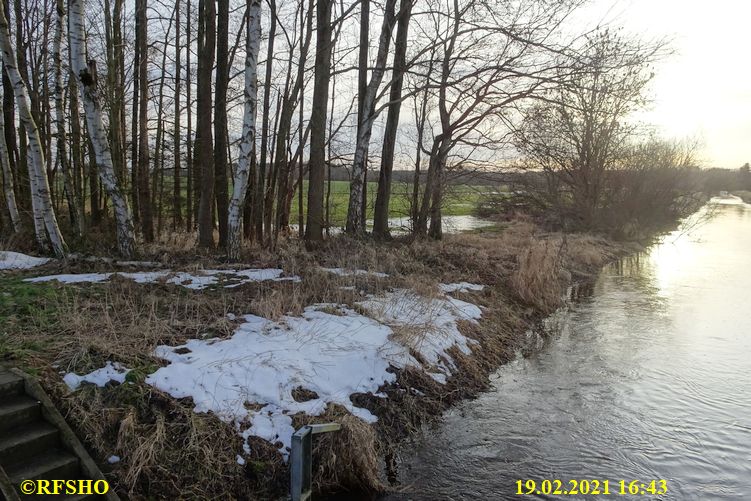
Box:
left=288, top=180, right=491, bottom=227
left=80, top=176, right=497, bottom=227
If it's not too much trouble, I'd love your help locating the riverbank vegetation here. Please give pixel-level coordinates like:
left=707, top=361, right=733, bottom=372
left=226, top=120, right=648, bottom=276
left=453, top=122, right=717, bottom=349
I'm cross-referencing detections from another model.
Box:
left=0, top=0, right=747, bottom=499
left=1, top=221, right=634, bottom=499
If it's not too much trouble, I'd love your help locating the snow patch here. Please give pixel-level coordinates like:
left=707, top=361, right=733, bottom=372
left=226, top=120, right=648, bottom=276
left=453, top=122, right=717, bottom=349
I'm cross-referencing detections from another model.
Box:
left=145, top=289, right=482, bottom=459
left=321, top=267, right=389, bottom=278
left=27, top=273, right=114, bottom=284
left=25, top=268, right=300, bottom=289
left=357, top=289, right=482, bottom=373
left=0, top=251, right=53, bottom=270
left=146, top=304, right=418, bottom=458
left=64, top=361, right=130, bottom=391
left=440, top=282, right=485, bottom=293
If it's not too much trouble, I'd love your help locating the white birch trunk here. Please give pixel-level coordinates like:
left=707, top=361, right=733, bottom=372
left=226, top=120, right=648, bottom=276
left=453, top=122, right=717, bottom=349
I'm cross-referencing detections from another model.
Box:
left=345, top=0, right=398, bottom=234
left=0, top=5, right=66, bottom=256
left=0, top=105, right=20, bottom=233
left=69, top=0, right=136, bottom=258
left=26, top=146, right=47, bottom=247
left=227, top=0, right=262, bottom=261
left=54, top=0, right=83, bottom=237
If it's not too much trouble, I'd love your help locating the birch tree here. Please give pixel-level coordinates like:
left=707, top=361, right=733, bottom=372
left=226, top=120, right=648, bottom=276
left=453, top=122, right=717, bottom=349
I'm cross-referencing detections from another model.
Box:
left=227, top=0, right=261, bottom=260
left=0, top=2, right=66, bottom=256
left=345, top=0, right=398, bottom=234
left=373, top=0, right=414, bottom=238
left=69, top=0, right=136, bottom=258
left=0, top=100, right=19, bottom=233
left=54, top=0, right=82, bottom=237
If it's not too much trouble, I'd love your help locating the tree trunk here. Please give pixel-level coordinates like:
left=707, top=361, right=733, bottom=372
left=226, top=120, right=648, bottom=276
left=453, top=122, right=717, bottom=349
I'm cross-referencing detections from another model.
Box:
left=255, top=0, right=276, bottom=243
left=104, top=0, right=124, bottom=185
left=0, top=98, right=19, bottom=232
left=0, top=3, right=65, bottom=256
left=54, top=0, right=82, bottom=237
left=373, top=0, right=412, bottom=239
left=69, top=0, right=136, bottom=257
left=227, top=0, right=261, bottom=260
left=69, top=77, right=84, bottom=225
left=196, top=0, right=216, bottom=248
left=358, top=0, right=369, bottom=231
left=130, top=9, right=140, bottom=225
left=214, top=0, right=229, bottom=247
left=304, top=0, right=332, bottom=243
left=136, top=0, right=153, bottom=241
left=345, top=0, right=397, bottom=234
left=173, top=0, right=182, bottom=229
left=185, top=0, right=193, bottom=231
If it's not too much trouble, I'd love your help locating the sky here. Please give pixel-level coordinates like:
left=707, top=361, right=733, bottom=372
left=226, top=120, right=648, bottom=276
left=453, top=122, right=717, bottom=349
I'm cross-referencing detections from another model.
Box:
left=581, top=0, right=751, bottom=168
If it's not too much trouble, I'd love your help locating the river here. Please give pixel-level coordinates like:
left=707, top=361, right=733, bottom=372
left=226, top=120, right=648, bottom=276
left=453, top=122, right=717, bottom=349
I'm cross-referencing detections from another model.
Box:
left=382, top=197, right=751, bottom=500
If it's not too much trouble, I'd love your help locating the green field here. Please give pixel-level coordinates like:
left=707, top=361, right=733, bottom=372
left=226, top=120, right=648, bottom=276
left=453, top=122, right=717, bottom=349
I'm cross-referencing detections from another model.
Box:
left=69, top=175, right=490, bottom=228
left=288, top=180, right=487, bottom=227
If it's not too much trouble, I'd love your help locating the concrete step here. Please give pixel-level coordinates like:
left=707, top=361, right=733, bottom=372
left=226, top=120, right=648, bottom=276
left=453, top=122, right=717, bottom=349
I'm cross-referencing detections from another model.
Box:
left=0, top=396, right=41, bottom=433
left=6, top=449, right=80, bottom=484
left=0, top=371, right=24, bottom=398
left=0, top=421, right=59, bottom=466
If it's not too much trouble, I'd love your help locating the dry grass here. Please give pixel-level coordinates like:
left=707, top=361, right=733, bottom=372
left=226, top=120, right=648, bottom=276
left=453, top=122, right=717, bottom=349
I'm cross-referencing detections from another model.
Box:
left=1, top=216, right=631, bottom=499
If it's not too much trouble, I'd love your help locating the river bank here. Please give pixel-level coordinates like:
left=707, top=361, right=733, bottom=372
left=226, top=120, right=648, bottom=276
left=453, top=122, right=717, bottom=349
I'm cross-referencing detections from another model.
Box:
left=0, top=219, right=638, bottom=499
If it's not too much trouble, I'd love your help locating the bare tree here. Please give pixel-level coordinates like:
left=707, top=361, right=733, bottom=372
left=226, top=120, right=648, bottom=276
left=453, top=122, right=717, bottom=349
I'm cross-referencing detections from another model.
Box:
left=0, top=1, right=65, bottom=256
left=227, top=0, right=262, bottom=260
left=304, top=0, right=333, bottom=243
left=136, top=0, right=153, bottom=241
left=345, top=0, right=398, bottom=234
left=214, top=0, right=229, bottom=247
left=69, top=0, right=136, bottom=257
left=373, top=0, right=414, bottom=238
left=513, top=32, right=659, bottom=230
left=196, top=0, right=216, bottom=248
left=0, top=93, right=19, bottom=233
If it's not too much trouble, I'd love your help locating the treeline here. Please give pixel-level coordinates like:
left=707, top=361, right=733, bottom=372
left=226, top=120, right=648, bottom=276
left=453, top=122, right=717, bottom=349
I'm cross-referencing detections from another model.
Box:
left=0, top=0, right=684, bottom=258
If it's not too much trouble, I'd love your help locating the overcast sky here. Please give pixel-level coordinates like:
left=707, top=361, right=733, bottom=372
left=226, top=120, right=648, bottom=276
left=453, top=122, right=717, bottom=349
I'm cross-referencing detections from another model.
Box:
left=581, top=0, right=750, bottom=168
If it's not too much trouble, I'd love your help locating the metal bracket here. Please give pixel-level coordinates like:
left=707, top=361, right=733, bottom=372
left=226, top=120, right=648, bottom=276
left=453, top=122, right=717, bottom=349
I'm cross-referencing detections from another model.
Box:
left=290, top=423, right=341, bottom=501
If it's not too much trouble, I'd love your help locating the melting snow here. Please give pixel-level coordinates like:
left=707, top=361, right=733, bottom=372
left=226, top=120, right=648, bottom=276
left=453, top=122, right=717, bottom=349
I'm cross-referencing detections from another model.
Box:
left=0, top=251, right=52, bottom=270
left=145, top=290, right=482, bottom=459
left=147, top=305, right=416, bottom=457
left=27, top=273, right=114, bottom=284
left=321, top=267, right=389, bottom=278
left=357, top=289, right=482, bottom=372
left=440, top=282, right=485, bottom=293
left=64, top=361, right=131, bottom=391
left=24, top=269, right=300, bottom=289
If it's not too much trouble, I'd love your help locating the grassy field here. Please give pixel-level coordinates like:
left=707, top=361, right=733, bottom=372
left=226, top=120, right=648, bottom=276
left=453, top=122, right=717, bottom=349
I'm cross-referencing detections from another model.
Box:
left=91, top=176, right=492, bottom=228
left=287, top=180, right=488, bottom=227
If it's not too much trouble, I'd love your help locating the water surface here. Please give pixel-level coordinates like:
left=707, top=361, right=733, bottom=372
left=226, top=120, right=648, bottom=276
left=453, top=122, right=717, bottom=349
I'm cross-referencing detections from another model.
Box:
left=384, top=197, right=751, bottom=500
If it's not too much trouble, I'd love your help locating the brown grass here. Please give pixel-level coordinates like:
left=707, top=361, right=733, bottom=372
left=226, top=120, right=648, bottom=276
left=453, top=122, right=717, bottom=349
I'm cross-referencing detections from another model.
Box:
left=1, top=217, right=631, bottom=499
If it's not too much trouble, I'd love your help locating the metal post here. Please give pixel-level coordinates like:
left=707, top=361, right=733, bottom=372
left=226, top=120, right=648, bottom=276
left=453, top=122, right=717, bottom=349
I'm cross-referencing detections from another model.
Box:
left=290, top=423, right=341, bottom=501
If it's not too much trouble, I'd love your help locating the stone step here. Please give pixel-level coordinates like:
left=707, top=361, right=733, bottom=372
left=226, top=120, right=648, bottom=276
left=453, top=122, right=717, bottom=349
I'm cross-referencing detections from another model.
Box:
left=0, top=370, right=114, bottom=500
left=0, top=396, right=41, bottom=433
left=0, top=371, right=24, bottom=398
left=0, top=421, right=59, bottom=466
left=6, top=449, right=80, bottom=484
